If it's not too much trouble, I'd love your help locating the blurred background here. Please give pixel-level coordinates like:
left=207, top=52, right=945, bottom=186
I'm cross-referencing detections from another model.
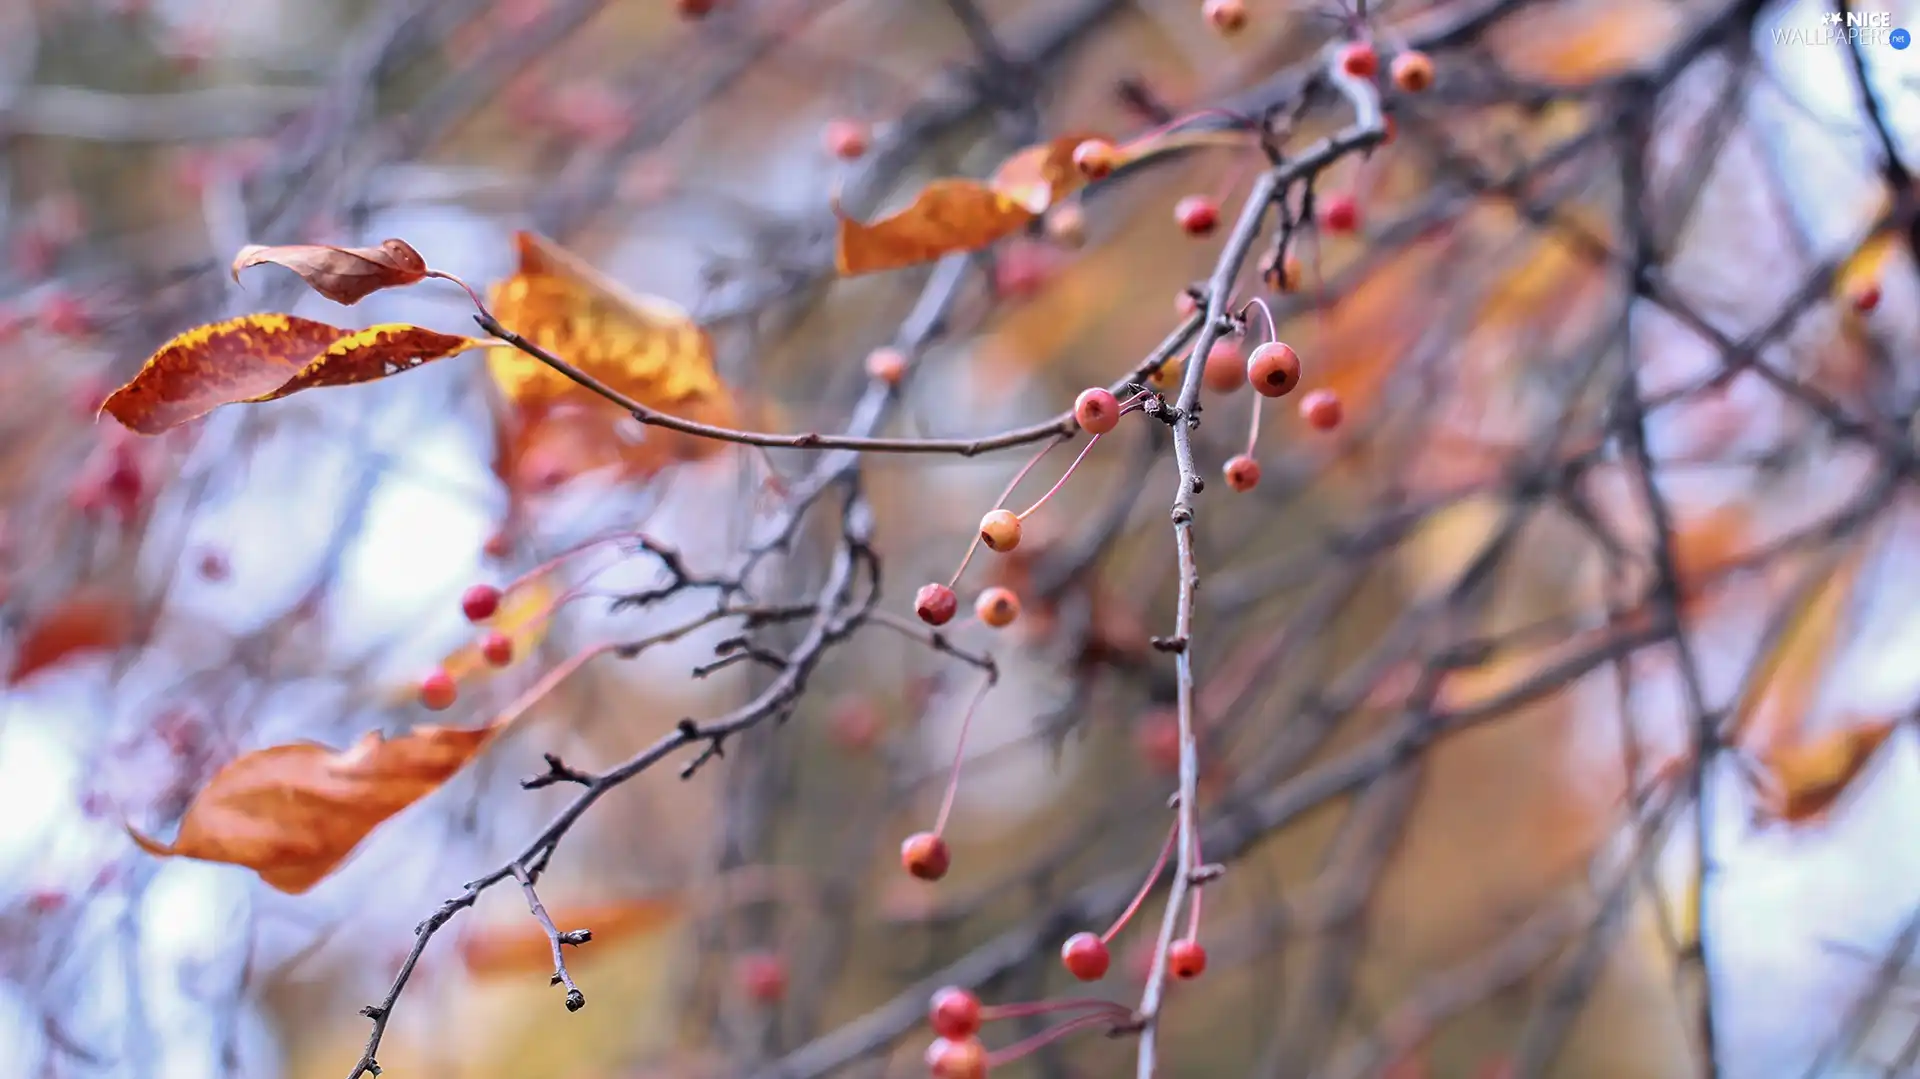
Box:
left=1, top=0, right=1918, bottom=1077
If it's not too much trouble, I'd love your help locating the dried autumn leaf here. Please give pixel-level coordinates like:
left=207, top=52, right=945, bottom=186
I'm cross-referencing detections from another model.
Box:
left=457, top=897, right=680, bottom=978
left=231, top=238, right=430, bottom=305
left=7, top=589, right=136, bottom=685
left=102, top=315, right=484, bottom=434
left=128, top=721, right=505, bottom=893
left=835, top=180, right=1035, bottom=276
left=1835, top=224, right=1897, bottom=303
left=988, top=133, right=1103, bottom=214
left=1756, top=719, right=1898, bottom=825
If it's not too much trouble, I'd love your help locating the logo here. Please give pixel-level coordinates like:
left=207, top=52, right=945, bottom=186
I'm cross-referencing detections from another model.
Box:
left=1771, top=8, right=1909, bottom=47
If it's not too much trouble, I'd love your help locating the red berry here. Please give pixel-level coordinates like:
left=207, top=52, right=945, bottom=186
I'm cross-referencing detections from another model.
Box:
left=867, top=346, right=908, bottom=385
left=1300, top=389, right=1344, bottom=430
left=1851, top=281, right=1882, bottom=313
left=1074, top=387, right=1121, bottom=435
left=824, top=119, right=870, bottom=161
left=829, top=696, right=883, bottom=753
left=461, top=583, right=501, bottom=623
left=1203, top=337, right=1246, bottom=394
left=27, top=890, right=67, bottom=915
left=483, top=531, right=514, bottom=560
left=195, top=548, right=229, bottom=582
left=929, top=987, right=982, bottom=1039
left=915, top=583, right=958, bottom=626
left=40, top=292, right=89, bottom=337
left=1061, top=932, right=1111, bottom=981
left=1339, top=41, right=1379, bottom=79
left=1223, top=454, right=1261, bottom=492
left=678, top=0, right=716, bottom=16
left=1321, top=195, right=1360, bottom=234
left=1136, top=710, right=1180, bottom=775
left=901, top=831, right=952, bottom=880
left=978, top=509, right=1022, bottom=553
left=1175, top=195, right=1219, bottom=236
left=1203, top=0, right=1247, bottom=34
left=480, top=631, right=514, bottom=668
left=1072, top=139, right=1118, bottom=180
left=974, top=586, right=1020, bottom=628
left=1391, top=51, right=1434, bottom=93
left=1247, top=341, right=1301, bottom=397
left=1168, top=939, right=1208, bottom=979
left=926, top=1037, right=988, bottom=1079
left=736, top=951, right=788, bottom=1004
left=418, top=669, right=458, bottom=711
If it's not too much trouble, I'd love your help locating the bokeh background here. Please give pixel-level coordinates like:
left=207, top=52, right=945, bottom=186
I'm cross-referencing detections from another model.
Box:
left=1, top=0, right=1918, bottom=1077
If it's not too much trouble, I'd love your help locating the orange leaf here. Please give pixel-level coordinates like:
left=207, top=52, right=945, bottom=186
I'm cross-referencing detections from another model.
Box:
left=457, top=897, right=680, bottom=978
left=128, top=721, right=505, bottom=893
left=988, top=134, right=1103, bottom=214
left=231, top=238, right=430, bottom=305
left=485, top=232, right=737, bottom=485
left=1756, top=719, right=1898, bottom=825
left=102, top=315, right=483, bottom=434
left=834, top=180, right=1035, bottom=276
left=7, top=589, right=135, bottom=685
left=1727, top=543, right=1866, bottom=755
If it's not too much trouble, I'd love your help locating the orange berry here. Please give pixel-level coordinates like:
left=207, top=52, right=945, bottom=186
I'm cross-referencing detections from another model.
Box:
left=1175, top=194, right=1219, bottom=236
left=418, top=669, right=457, bottom=711
left=915, top=583, right=959, bottom=626
left=1203, top=337, right=1246, bottom=393
left=1247, top=341, right=1301, bottom=397
left=1263, top=251, right=1303, bottom=292
left=1061, top=932, right=1110, bottom=981
left=1045, top=202, right=1087, bottom=248
left=978, top=509, right=1022, bottom=553
left=926, top=1037, right=988, bottom=1079
left=1339, top=41, right=1379, bottom=79
left=1074, top=387, right=1121, bottom=435
left=824, top=118, right=870, bottom=161
left=480, top=631, right=514, bottom=668
left=1223, top=454, right=1261, bottom=491
left=1300, top=388, right=1344, bottom=430
left=901, top=831, right=952, bottom=880
left=1072, top=139, right=1118, bottom=180
left=974, top=586, right=1020, bottom=628
left=1168, top=939, right=1208, bottom=979
left=1391, top=51, right=1433, bottom=93
left=866, top=346, right=908, bottom=385
left=1203, top=0, right=1247, bottom=34
left=1149, top=354, right=1185, bottom=391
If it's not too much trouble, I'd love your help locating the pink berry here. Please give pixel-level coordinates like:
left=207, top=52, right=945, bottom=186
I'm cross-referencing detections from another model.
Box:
left=1247, top=342, right=1301, bottom=397
left=1300, top=389, right=1344, bottom=431
left=1074, top=387, right=1120, bottom=435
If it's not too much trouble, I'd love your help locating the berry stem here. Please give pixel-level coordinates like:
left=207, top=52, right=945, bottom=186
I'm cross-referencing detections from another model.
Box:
left=493, top=641, right=619, bottom=734
left=984, top=1010, right=1129, bottom=1068
left=1016, top=434, right=1101, bottom=521
left=1237, top=297, right=1280, bottom=455
left=1184, top=829, right=1205, bottom=941
left=504, top=527, right=661, bottom=598
left=947, top=436, right=1066, bottom=588
left=978, top=998, right=1135, bottom=1023
left=930, top=671, right=995, bottom=838
left=1124, top=107, right=1260, bottom=149
left=1102, top=816, right=1179, bottom=944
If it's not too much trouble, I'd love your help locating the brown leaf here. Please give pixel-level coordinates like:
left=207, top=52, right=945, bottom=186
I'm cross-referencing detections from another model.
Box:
left=102, top=314, right=484, bottom=434
left=835, top=180, right=1035, bottom=276
left=231, top=238, right=430, bottom=305
left=8, top=589, right=135, bottom=685
left=1727, top=543, right=1866, bottom=754
left=1757, top=719, right=1898, bottom=825
left=128, top=722, right=506, bottom=893
left=457, top=897, right=680, bottom=978
left=988, top=134, right=1103, bottom=214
